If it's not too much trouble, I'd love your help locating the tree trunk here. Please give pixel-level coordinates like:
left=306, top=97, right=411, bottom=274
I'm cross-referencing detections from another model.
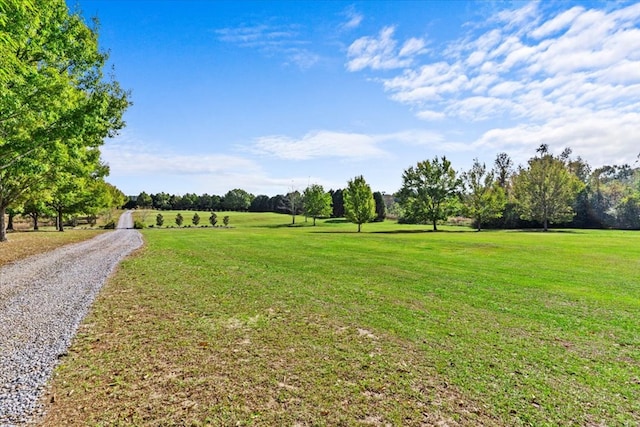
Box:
left=57, top=208, right=64, bottom=232
left=0, top=205, right=7, bottom=242
left=433, top=219, right=438, bottom=231
left=7, top=212, right=14, bottom=231
left=543, top=218, right=548, bottom=232
left=357, top=222, right=361, bottom=232
left=313, top=217, right=316, bottom=226
left=33, top=213, right=39, bottom=231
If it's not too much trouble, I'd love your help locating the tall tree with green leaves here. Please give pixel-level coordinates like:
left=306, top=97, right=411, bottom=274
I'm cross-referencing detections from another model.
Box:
left=286, top=190, right=302, bottom=224
left=373, top=191, right=386, bottom=222
left=222, top=189, right=253, bottom=211
left=0, top=0, right=129, bottom=241
left=303, top=184, right=332, bottom=226
left=513, top=145, right=584, bottom=231
left=343, top=175, right=376, bottom=232
left=398, top=156, right=462, bottom=231
left=462, top=159, right=506, bottom=231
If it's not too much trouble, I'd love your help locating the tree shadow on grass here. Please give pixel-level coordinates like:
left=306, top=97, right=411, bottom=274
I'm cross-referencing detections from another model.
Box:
left=261, top=223, right=307, bottom=229
left=323, top=219, right=350, bottom=224
left=507, top=228, right=582, bottom=234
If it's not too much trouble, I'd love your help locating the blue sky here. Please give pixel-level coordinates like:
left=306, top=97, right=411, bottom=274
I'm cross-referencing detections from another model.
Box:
left=71, top=1, right=640, bottom=197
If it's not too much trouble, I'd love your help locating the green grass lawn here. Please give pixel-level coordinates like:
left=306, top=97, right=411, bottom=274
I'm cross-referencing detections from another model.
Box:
left=44, top=213, right=640, bottom=426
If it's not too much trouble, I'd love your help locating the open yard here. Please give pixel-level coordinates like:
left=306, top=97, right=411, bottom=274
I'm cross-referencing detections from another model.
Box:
left=41, top=213, right=640, bottom=425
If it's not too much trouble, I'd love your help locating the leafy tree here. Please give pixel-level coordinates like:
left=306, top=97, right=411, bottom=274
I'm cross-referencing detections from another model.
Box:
left=0, top=0, right=129, bottom=241
left=343, top=175, right=376, bottom=232
left=152, top=192, right=171, bottom=210
left=169, top=194, right=183, bottom=210
left=513, top=145, right=584, bottom=231
left=398, top=156, right=462, bottom=231
left=616, top=195, right=640, bottom=229
left=192, top=212, right=200, bottom=226
left=462, top=159, right=506, bottom=231
left=373, top=191, right=386, bottom=222
left=46, top=143, right=110, bottom=231
left=209, top=212, right=218, bottom=226
left=175, top=213, right=184, bottom=227
left=249, top=195, right=271, bottom=212
left=156, top=213, right=164, bottom=227
left=222, top=189, right=253, bottom=211
left=286, top=190, right=302, bottom=224
left=269, top=194, right=290, bottom=214
left=494, top=152, right=514, bottom=191
left=223, top=215, right=230, bottom=226
left=22, top=197, right=52, bottom=231
left=303, top=184, right=332, bottom=226
left=136, top=191, right=152, bottom=209
left=330, top=189, right=345, bottom=218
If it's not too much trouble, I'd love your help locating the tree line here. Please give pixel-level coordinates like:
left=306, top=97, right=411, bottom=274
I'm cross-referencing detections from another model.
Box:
left=0, top=0, right=129, bottom=241
left=130, top=145, right=639, bottom=232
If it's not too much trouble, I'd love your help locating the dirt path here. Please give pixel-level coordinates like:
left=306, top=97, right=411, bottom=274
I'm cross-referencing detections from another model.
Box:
left=0, top=211, right=142, bottom=426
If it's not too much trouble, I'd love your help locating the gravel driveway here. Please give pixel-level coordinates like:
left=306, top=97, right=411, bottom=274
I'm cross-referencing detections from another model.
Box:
left=0, top=211, right=142, bottom=426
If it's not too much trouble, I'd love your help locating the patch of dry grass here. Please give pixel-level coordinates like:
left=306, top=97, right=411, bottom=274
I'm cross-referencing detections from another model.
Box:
left=42, top=256, right=494, bottom=426
left=0, top=230, right=106, bottom=267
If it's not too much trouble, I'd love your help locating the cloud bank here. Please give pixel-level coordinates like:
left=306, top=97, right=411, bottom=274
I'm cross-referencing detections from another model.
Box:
left=346, top=1, right=640, bottom=166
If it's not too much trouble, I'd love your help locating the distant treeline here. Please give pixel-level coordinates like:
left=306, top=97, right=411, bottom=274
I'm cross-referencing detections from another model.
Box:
left=125, top=189, right=368, bottom=220
left=126, top=146, right=640, bottom=230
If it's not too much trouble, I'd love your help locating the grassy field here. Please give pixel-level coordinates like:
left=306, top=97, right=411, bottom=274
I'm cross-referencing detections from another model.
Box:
left=42, top=212, right=640, bottom=426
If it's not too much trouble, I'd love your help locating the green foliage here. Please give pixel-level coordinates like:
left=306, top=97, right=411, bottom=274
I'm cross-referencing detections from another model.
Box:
left=103, top=219, right=116, bottom=229
left=136, top=192, right=152, bottom=209
left=615, top=194, right=640, bottom=229
left=175, top=213, right=184, bottom=227
left=222, top=189, right=253, bottom=211
left=156, top=213, right=164, bottom=227
left=133, top=220, right=145, bottom=229
left=513, top=146, right=584, bottom=231
left=398, top=156, right=462, bottom=231
left=192, top=212, right=200, bottom=226
left=223, top=215, right=230, bottom=226
left=0, top=0, right=129, bottom=241
left=462, top=158, right=507, bottom=231
left=373, top=191, right=386, bottom=222
left=303, top=184, right=332, bottom=226
left=209, top=212, right=218, bottom=226
left=343, top=175, right=376, bottom=232
left=330, top=189, right=344, bottom=218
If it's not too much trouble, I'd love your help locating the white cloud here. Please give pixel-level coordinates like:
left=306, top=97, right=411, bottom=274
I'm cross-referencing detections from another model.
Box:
left=346, top=1, right=640, bottom=167
left=215, top=23, right=319, bottom=69
left=530, top=6, right=584, bottom=39
left=399, top=37, right=427, bottom=57
left=341, top=7, right=363, bottom=30
left=416, top=110, right=446, bottom=121
left=250, top=130, right=387, bottom=160
left=346, top=26, right=426, bottom=71
left=102, top=139, right=261, bottom=177
left=247, top=129, right=448, bottom=160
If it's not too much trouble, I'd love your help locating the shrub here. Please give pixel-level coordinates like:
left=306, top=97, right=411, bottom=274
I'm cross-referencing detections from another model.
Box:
left=209, top=212, right=218, bottom=226
left=192, top=212, right=200, bottom=226
left=133, top=220, right=145, bottom=229
left=175, top=213, right=184, bottom=227
left=223, top=215, right=230, bottom=226
left=156, top=213, right=164, bottom=227
left=103, top=220, right=116, bottom=229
